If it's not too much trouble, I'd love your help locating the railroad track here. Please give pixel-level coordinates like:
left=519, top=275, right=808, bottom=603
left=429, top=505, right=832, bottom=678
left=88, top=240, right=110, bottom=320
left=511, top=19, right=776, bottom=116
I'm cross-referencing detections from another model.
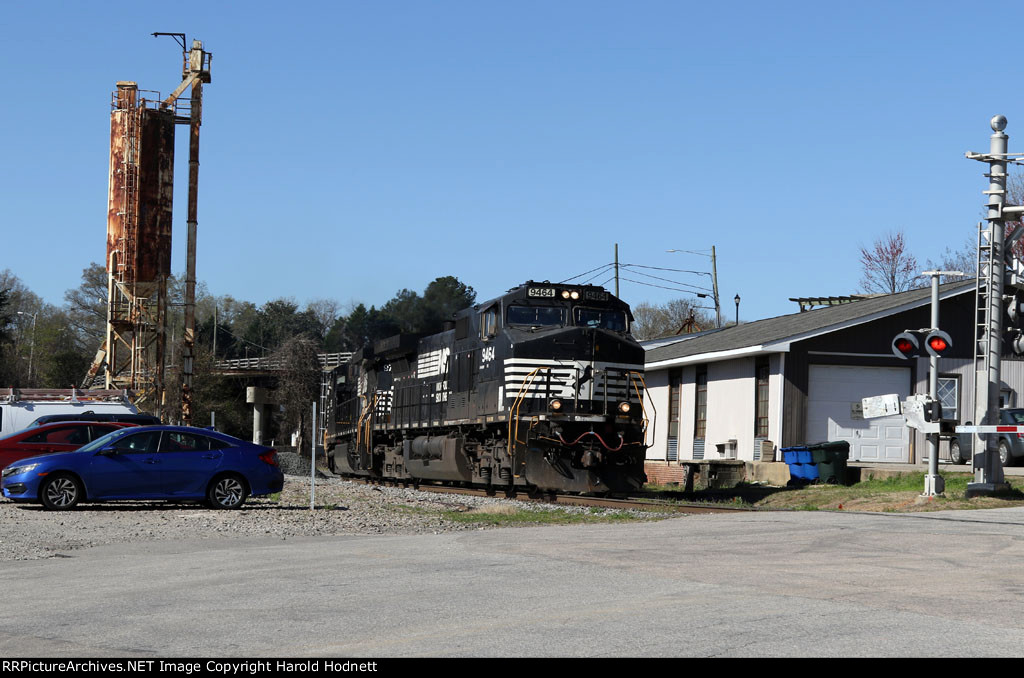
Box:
left=339, top=475, right=753, bottom=515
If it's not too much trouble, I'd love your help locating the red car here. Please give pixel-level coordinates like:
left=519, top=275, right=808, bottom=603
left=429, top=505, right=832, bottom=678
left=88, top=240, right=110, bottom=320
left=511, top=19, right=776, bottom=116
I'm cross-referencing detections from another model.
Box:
left=0, top=421, right=137, bottom=471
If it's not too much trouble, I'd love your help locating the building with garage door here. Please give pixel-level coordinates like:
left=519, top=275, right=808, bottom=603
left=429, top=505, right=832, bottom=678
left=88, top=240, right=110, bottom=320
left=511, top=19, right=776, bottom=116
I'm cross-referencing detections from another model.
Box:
left=641, top=280, right=1024, bottom=476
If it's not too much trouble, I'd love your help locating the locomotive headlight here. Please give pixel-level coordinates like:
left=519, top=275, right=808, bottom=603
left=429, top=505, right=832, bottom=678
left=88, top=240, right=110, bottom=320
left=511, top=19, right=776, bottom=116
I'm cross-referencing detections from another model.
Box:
left=570, top=291, right=580, bottom=300
left=618, top=401, right=631, bottom=414
left=549, top=399, right=563, bottom=411
left=560, top=290, right=571, bottom=299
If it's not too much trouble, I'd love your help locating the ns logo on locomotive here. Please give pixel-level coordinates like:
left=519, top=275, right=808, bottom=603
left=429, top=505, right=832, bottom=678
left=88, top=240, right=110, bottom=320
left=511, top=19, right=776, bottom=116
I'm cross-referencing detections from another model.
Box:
left=323, top=282, right=652, bottom=494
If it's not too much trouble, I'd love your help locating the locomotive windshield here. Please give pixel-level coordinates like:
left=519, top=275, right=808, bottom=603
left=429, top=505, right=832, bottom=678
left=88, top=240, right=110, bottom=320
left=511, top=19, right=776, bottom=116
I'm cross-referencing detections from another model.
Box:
left=574, top=308, right=628, bottom=332
left=507, top=305, right=565, bottom=327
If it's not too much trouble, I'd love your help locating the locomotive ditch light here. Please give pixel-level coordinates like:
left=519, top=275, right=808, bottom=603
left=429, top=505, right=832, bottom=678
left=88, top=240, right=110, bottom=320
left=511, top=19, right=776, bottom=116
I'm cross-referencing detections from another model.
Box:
left=618, top=401, right=631, bottom=414
left=924, top=329, right=953, bottom=358
left=549, top=399, right=563, bottom=411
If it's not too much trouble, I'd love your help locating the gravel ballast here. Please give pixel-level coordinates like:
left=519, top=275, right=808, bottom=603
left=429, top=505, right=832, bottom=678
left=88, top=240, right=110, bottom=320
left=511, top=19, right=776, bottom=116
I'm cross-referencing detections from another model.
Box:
left=0, top=474, right=663, bottom=561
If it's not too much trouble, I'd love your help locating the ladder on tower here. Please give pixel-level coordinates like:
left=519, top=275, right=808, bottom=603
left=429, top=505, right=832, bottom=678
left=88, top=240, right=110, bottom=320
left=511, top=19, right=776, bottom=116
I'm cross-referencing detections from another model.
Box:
left=973, top=221, right=996, bottom=433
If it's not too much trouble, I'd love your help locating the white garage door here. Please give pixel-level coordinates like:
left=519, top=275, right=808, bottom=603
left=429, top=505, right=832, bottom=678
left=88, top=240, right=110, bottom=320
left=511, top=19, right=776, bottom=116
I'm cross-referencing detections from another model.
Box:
left=807, top=365, right=910, bottom=463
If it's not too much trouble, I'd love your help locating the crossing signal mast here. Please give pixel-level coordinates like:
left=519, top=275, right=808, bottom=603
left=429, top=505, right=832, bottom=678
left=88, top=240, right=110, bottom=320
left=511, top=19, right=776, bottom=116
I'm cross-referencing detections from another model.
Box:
left=890, top=272, right=961, bottom=496
left=962, top=115, right=1024, bottom=497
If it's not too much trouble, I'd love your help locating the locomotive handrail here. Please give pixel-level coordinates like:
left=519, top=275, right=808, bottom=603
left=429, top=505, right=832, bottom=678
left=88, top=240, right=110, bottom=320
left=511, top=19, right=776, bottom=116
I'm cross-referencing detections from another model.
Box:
left=508, top=367, right=544, bottom=454
left=629, top=371, right=655, bottom=448
left=364, top=393, right=381, bottom=452
left=355, top=394, right=378, bottom=449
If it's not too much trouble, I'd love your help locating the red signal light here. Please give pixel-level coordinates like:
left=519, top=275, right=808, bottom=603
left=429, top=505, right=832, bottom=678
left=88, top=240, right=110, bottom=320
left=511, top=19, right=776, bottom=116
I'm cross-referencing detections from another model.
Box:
left=895, top=338, right=915, bottom=353
left=892, top=331, right=921, bottom=359
left=924, top=330, right=953, bottom=358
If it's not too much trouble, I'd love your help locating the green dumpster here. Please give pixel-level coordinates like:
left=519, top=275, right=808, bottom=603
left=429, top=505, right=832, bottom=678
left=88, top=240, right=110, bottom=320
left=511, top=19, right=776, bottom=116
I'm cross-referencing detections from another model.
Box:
left=808, top=441, right=850, bottom=485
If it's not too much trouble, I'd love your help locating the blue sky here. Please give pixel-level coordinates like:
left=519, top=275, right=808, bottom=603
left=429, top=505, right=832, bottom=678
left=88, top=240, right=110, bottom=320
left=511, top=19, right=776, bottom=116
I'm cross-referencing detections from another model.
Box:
left=3, top=1, right=1020, bottom=322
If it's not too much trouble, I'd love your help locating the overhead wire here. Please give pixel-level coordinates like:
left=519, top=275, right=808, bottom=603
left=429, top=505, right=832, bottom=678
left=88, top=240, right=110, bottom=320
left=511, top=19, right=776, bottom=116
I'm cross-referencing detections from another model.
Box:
left=623, top=263, right=711, bottom=277
left=620, top=267, right=713, bottom=293
left=619, top=277, right=712, bottom=296
left=558, top=263, right=615, bottom=284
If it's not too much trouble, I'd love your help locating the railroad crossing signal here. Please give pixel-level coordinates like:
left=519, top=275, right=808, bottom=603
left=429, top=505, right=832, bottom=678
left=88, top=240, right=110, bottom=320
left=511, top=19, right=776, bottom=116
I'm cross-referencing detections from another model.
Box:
left=891, top=329, right=952, bottom=359
left=891, top=331, right=921, bottom=359
left=924, top=329, right=952, bottom=357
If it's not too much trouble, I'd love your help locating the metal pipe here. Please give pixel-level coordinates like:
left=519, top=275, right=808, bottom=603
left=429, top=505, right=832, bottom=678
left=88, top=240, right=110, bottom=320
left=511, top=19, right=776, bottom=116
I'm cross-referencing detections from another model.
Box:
left=181, top=42, right=204, bottom=425
left=925, top=273, right=943, bottom=496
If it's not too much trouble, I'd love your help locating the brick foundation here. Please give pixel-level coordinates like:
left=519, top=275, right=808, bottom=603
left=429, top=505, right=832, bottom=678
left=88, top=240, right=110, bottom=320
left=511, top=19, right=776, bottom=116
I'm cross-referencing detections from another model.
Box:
left=644, top=462, right=691, bottom=486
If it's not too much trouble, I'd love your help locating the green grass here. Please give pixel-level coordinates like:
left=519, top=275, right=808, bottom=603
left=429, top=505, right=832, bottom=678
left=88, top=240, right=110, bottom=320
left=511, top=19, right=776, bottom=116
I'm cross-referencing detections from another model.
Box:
left=759, top=473, right=1024, bottom=512
left=440, top=507, right=652, bottom=526
left=643, top=472, right=1024, bottom=513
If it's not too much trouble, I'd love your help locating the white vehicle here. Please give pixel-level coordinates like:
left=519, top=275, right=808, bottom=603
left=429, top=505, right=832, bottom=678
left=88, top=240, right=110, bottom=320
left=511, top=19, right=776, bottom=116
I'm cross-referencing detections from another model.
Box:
left=0, top=389, right=140, bottom=438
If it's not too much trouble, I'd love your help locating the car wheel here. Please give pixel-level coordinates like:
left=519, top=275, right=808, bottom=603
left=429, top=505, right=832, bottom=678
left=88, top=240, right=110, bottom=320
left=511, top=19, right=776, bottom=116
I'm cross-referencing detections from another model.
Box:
left=207, top=475, right=248, bottom=509
left=950, top=439, right=967, bottom=465
left=999, top=440, right=1015, bottom=467
left=40, top=474, right=82, bottom=510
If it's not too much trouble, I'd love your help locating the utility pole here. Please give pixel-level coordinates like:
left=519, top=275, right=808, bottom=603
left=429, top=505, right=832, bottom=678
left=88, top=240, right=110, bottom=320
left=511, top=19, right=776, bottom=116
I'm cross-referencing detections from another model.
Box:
left=614, top=243, right=620, bottom=297
left=17, top=311, right=37, bottom=385
left=711, top=245, right=721, bottom=328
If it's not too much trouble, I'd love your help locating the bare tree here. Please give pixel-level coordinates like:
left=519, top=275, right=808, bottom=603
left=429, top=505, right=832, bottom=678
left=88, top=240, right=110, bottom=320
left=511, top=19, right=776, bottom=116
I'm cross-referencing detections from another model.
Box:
left=859, top=231, right=922, bottom=295
left=631, top=299, right=715, bottom=341
left=926, top=237, right=976, bottom=283
left=271, top=335, right=322, bottom=451
left=63, top=263, right=108, bottom=348
left=306, top=298, right=342, bottom=339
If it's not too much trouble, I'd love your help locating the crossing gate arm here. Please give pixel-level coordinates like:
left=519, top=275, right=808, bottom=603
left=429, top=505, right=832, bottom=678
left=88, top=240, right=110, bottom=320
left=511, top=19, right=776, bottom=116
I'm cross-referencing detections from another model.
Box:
left=955, top=425, right=1024, bottom=434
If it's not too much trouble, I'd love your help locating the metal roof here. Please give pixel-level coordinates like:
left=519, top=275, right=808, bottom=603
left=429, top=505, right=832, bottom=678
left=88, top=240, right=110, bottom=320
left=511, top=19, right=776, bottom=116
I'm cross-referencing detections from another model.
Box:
left=645, top=280, right=976, bottom=367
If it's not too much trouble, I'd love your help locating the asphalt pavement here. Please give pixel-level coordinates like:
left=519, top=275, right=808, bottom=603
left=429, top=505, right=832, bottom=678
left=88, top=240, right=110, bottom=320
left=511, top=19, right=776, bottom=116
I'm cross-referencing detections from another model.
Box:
left=3, top=507, right=1024, bottom=657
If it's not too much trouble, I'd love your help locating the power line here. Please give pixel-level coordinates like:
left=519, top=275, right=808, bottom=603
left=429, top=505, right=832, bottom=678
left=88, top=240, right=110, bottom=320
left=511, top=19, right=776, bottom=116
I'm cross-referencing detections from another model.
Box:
left=558, top=263, right=614, bottom=284
left=622, top=263, right=711, bottom=277
left=619, top=276, right=712, bottom=296
left=620, top=267, right=713, bottom=293
left=582, top=266, right=616, bottom=285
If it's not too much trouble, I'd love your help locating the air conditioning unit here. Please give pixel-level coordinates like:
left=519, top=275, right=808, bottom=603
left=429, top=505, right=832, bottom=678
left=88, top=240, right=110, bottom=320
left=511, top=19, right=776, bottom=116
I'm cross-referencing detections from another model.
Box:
left=716, top=439, right=738, bottom=459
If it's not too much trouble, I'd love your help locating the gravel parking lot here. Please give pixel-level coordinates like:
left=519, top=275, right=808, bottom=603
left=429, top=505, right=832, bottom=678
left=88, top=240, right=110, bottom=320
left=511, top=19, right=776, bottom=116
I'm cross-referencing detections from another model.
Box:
left=0, top=474, right=659, bottom=561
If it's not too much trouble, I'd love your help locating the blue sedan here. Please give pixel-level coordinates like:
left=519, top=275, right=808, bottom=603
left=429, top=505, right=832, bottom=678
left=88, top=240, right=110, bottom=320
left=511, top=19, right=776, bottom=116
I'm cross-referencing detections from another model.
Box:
left=1, top=425, right=284, bottom=510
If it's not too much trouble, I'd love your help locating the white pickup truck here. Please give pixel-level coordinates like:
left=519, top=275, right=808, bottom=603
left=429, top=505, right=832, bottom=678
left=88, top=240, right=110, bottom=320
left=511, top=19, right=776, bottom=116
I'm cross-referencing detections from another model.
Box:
left=0, top=388, right=145, bottom=438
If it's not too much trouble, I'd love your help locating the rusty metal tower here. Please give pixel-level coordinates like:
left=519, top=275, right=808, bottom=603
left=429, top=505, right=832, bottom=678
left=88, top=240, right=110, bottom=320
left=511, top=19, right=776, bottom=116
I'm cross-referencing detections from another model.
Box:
left=84, top=36, right=210, bottom=421
left=86, top=81, right=176, bottom=412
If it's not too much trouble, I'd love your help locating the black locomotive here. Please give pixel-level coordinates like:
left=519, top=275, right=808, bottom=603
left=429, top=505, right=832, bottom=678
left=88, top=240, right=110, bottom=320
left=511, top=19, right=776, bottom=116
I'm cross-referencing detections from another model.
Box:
left=323, top=281, right=650, bottom=494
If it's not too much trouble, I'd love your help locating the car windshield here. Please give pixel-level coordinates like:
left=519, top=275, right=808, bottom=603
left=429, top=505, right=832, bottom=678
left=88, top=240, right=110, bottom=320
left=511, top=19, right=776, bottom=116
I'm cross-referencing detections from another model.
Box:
left=574, top=308, right=628, bottom=332
left=507, top=305, right=564, bottom=327
left=76, top=427, right=136, bottom=453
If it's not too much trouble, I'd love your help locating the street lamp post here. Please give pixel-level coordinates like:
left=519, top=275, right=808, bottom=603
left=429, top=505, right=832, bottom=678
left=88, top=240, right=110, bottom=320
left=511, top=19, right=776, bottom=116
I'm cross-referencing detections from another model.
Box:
left=734, top=294, right=740, bottom=326
left=16, top=311, right=37, bottom=384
